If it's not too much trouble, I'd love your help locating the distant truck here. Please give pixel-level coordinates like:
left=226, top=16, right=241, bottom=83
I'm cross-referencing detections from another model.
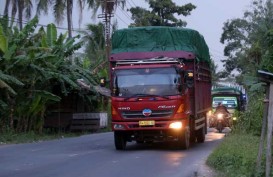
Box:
left=107, top=26, right=212, bottom=150
left=210, top=86, right=246, bottom=116
left=207, top=86, right=246, bottom=127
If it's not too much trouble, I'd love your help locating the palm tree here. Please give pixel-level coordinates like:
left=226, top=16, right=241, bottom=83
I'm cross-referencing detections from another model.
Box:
left=36, top=0, right=102, bottom=38
left=36, top=0, right=126, bottom=38
left=4, top=0, right=33, bottom=30
left=4, top=0, right=11, bottom=17
left=81, top=23, right=105, bottom=61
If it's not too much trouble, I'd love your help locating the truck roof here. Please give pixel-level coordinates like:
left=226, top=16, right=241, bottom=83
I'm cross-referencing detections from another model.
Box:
left=111, top=26, right=210, bottom=63
left=212, top=87, right=242, bottom=95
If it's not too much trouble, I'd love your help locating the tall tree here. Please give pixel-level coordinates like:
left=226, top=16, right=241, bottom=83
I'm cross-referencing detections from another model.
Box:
left=80, top=20, right=117, bottom=70
left=4, top=0, right=11, bottom=17
left=220, top=0, right=273, bottom=76
left=219, top=0, right=273, bottom=136
left=3, top=0, right=33, bottom=30
left=129, top=0, right=196, bottom=27
left=81, top=23, right=105, bottom=62
left=36, top=0, right=102, bottom=38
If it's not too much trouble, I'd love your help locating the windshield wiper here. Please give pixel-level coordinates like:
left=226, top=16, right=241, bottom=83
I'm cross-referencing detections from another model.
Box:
left=124, top=94, right=170, bottom=101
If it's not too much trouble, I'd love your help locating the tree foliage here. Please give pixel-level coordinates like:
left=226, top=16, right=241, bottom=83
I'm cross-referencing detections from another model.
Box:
left=36, top=0, right=102, bottom=38
left=129, top=0, right=196, bottom=27
left=0, top=16, right=97, bottom=133
left=3, top=0, right=33, bottom=30
left=220, top=0, right=273, bottom=134
left=221, top=0, right=273, bottom=77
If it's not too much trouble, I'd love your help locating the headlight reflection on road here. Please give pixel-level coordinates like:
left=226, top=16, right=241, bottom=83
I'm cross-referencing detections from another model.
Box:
left=164, top=152, right=186, bottom=167
left=205, top=131, right=226, bottom=142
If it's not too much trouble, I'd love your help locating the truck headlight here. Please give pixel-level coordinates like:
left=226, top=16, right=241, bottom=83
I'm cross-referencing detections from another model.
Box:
left=169, top=122, right=182, bottom=129
left=217, top=113, right=223, bottom=119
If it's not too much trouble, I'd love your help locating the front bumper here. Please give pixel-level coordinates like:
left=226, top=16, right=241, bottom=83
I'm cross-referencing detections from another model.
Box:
left=112, top=120, right=186, bottom=131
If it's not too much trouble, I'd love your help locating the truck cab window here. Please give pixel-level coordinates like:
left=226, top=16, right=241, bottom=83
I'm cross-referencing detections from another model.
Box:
left=112, top=68, right=182, bottom=97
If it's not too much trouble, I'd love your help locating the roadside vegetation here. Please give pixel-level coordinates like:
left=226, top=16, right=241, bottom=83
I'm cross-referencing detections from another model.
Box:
left=207, top=133, right=261, bottom=177
left=0, top=0, right=196, bottom=142
left=207, top=0, right=273, bottom=176
left=0, top=0, right=112, bottom=142
left=0, top=130, right=87, bottom=144
left=1, top=0, right=273, bottom=175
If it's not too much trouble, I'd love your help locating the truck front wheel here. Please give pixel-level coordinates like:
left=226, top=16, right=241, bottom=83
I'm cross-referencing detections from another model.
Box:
left=114, top=131, right=127, bottom=150
left=177, top=128, right=190, bottom=150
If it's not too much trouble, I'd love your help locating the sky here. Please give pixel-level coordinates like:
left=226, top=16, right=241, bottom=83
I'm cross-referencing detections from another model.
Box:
left=113, top=0, right=252, bottom=71
left=180, top=0, right=251, bottom=71
left=0, top=0, right=252, bottom=71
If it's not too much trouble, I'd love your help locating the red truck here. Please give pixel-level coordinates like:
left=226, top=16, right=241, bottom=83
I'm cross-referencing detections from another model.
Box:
left=108, top=26, right=212, bottom=150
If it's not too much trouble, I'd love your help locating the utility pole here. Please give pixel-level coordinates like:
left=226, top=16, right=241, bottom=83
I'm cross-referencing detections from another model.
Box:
left=95, top=0, right=125, bottom=74
left=257, top=70, right=273, bottom=177
left=93, top=0, right=119, bottom=74
left=98, top=0, right=116, bottom=60
left=97, top=0, right=118, bottom=110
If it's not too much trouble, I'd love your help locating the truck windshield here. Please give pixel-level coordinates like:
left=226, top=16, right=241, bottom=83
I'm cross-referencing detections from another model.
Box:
left=212, top=96, right=238, bottom=109
left=112, top=68, right=182, bottom=97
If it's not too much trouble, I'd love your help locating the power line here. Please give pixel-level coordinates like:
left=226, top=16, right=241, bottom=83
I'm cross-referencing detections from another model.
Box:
left=127, top=0, right=136, bottom=8
left=0, top=15, right=88, bottom=33
left=115, top=13, right=129, bottom=26
left=117, top=5, right=132, bottom=21
left=126, top=0, right=133, bottom=8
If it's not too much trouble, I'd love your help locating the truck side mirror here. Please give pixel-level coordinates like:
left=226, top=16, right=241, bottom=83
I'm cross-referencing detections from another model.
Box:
left=185, top=71, right=194, bottom=88
left=178, top=84, right=183, bottom=92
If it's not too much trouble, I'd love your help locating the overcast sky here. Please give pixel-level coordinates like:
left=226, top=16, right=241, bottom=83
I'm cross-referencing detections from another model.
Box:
left=114, top=0, right=252, bottom=71
left=181, top=0, right=251, bottom=70
left=0, top=0, right=252, bottom=71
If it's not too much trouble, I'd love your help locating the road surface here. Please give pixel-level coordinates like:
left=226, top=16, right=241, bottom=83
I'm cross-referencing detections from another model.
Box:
left=0, top=128, right=225, bottom=177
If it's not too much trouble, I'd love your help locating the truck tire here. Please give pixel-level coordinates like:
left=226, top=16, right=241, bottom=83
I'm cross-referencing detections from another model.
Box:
left=217, top=123, right=223, bottom=133
left=177, top=128, right=190, bottom=150
left=196, top=126, right=205, bottom=143
left=114, top=131, right=127, bottom=150
left=190, top=116, right=196, bottom=143
left=136, top=140, right=144, bottom=144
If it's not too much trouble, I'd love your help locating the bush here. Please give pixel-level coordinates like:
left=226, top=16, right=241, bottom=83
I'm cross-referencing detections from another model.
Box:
left=207, top=133, right=260, bottom=177
left=236, top=92, right=264, bottom=135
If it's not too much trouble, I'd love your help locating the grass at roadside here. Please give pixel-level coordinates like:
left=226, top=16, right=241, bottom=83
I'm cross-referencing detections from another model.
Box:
left=206, top=132, right=261, bottom=177
left=0, top=130, right=97, bottom=145
left=0, top=126, right=112, bottom=145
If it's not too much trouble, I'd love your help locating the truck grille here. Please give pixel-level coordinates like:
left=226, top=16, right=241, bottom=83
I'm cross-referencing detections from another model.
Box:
left=122, top=110, right=173, bottom=119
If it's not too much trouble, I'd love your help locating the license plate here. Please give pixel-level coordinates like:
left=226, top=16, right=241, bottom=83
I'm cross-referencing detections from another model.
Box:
left=139, top=120, right=155, bottom=126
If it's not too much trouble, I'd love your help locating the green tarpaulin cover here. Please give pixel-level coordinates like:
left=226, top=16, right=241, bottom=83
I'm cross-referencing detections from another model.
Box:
left=212, top=87, right=242, bottom=95
left=111, top=26, right=210, bottom=63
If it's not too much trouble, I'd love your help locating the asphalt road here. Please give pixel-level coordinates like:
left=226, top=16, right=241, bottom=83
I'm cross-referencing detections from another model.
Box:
left=0, top=128, right=225, bottom=177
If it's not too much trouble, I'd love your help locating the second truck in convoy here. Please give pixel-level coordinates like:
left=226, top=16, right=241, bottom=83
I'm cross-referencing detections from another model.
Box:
left=107, top=26, right=212, bottom=150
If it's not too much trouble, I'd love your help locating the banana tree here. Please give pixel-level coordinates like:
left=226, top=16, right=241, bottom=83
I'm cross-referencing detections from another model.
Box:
left=0, top=16, right=97, bottom=133
left=0, top=20, right=24, bottom=130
